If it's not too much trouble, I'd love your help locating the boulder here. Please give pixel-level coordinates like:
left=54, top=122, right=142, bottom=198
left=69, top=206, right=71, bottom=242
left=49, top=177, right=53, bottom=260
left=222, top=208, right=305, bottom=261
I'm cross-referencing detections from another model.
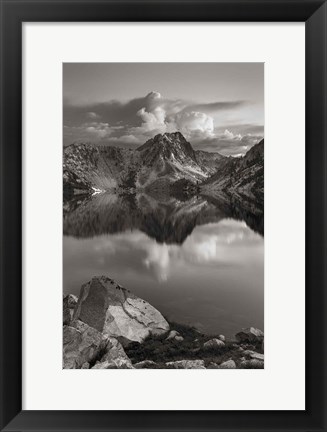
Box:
left=134, top=360, right=158, bottom=369
left=240, top=359, right=264, bottom=369
left=243, top=350, right=264, bottom=361
left=63, top=294, right=78, bottom=326
left=219, top=359, right=236, bottom=369
left=207, top=362, right=220, bottom=369
left=92, top=359, right=133, bottom=369
left=166, top=360, right=206, bottom=369
left=73, top=276, right=169, bottom=344
left=218, top=334, right=225, bottom=342
left=203, top=338, right=225, bottom=350
left=166, top=330, right=184, bottom=342
left=92, top=337, right=133, bottom=369
left=235, top=327, right=264, bottom=343
left=63, top=321, right=106, bottom=369
left=166, top=330, right=179, bottom=340
left=81, top=362, right=90, bottom=369
left=63, top=320, right=133, bottom=369
left=64, top=293, right=78, bottom=308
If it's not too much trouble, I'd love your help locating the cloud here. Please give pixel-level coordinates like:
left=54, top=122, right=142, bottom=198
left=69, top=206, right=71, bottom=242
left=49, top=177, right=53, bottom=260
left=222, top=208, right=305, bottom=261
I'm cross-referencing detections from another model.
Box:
left=128, top=93, right=216, bottom=141
left=185, top=101, right=247, bottom=113
left=192, top=132, right=263, bottom=155
left=175, top=111, right=214, bottom=138
left=223, top=129, right=242, bottom=141
left=63, top=121, right=113, bottom=142
left=85, top=122, right=111, bottom=138
left=63, top=91, right=262, bottom=155
left=145, top=91, right=162, bottom=103
left=137, top=106, right=166, bottom=132
left=86, top=111, right=100, bottom=119
left=220, top=124, right=264, bottom=136
left=105, top=134, right=141, bottom=145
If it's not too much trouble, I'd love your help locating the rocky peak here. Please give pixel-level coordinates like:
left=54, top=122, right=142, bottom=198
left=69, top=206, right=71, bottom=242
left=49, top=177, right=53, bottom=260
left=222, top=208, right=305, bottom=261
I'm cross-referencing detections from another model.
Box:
left=64, top=141, right=96, bottom=159
left=202, top=139, right=264, bottom=198
left=241, top=139, right=264, bottom=165
left=137, top=132, right=196, bottom=163
left=63, top=133, right=263, bottom=196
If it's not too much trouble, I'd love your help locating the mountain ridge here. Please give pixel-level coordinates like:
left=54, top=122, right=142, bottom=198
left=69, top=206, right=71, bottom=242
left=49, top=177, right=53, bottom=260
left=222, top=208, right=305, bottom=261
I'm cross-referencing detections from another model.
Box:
left=63, top=132, right=263, bottom=199
left=201, top=139, right=264, bottom=199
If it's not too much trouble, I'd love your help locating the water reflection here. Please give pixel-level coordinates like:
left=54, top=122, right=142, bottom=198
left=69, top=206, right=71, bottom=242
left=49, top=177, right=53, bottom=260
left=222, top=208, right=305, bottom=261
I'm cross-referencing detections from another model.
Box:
left=63, top=192, right=264, bottom=336
left=63, top=191, right=263, bottom=241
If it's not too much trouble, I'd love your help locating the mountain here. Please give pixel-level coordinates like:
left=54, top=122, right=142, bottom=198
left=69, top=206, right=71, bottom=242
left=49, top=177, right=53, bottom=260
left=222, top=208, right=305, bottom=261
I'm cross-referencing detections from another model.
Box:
left=136, top=132, right=209, bottom=189
left=63, top=133, right=263, bottom=200
left=63, top=143, right=140, bottom=197
left=63, top=132, right=225, bottom=197
left=195, top=150, right=225, bottom=174
left=202, top=139, right=264, bottom=199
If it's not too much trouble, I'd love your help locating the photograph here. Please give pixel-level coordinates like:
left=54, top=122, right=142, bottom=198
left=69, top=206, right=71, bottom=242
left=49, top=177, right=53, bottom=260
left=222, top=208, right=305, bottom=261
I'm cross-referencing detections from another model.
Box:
left=62, top=62, right=264, bottom=370
left=2, top=0, right=327, bottom=427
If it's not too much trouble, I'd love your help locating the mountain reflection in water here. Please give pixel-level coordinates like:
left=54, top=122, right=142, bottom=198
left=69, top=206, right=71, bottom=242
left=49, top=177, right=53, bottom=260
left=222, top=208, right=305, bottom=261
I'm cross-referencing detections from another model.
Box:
left=63, top=192, right=264, bottom=336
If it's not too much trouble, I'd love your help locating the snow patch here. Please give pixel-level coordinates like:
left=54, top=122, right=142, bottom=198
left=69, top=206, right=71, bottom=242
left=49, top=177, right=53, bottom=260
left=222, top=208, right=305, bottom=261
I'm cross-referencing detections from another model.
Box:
left=92, top=187, right=104, bottom=196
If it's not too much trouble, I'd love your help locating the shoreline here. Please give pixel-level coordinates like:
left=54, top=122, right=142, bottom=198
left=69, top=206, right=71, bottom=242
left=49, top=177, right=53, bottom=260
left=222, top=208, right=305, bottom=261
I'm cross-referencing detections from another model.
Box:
left=63, top=276, right=264, bottom=370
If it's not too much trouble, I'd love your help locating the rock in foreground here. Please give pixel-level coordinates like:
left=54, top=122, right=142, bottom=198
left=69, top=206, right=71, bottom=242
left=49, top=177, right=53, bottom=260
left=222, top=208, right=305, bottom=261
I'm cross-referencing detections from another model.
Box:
left=166, top=330, right=184, bottom=342
left=219, top=359, right=236, bottom=369
left=166, top=360, right=205, bottom=369
left=63, top=320, right=132, bottom=369
left=243, top=350, right=264, bottom=361
left=63, top=294, right=78, bottom=326
left=235, top=327, right=264, bottom=343
left=63, top=275, right=264, bottom=369
left=63, top=320, right=106, bottom=369
left=239, top=359, right=264, bottom=369
left=73, top=276, right=169, bottom=345
left=134, top=360, right=158, bottom=369
left=203, top=338, right=225, bottom=350
left=92, top=337, right=133, bottom=369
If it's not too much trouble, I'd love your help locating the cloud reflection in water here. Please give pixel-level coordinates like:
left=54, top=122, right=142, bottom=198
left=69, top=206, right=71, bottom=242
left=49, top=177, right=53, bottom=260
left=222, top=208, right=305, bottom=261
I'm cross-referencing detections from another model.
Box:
left=64, top=217, right=263, bottom=336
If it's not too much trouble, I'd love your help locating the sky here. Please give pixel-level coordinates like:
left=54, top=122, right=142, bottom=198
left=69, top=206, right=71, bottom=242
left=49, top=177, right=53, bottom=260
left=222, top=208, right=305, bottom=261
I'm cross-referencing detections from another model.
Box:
left=63, top=63, right=264, bottom=156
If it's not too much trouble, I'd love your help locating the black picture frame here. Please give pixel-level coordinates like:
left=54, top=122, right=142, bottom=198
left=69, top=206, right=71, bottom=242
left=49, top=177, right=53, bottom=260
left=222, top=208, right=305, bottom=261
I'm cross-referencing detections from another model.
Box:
left=0, top=0, right=326, bottom=431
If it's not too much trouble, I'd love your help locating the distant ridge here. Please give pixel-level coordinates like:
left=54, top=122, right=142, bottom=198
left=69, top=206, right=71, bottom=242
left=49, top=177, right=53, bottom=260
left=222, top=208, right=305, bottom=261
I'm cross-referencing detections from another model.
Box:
left=63, top=132, right=263, bottom=199
left=202, top=139, right=264, bottom=199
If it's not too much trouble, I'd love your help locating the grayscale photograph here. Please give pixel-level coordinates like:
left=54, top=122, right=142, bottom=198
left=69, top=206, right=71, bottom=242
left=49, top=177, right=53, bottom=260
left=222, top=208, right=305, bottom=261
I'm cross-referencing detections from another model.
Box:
left=63, top=63, right=264, bottom=370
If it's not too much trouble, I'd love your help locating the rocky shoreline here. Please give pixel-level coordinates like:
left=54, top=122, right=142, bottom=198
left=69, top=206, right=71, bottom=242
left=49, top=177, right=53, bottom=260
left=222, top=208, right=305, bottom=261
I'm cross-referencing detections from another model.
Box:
left=63, top=276, right=264, bottom=369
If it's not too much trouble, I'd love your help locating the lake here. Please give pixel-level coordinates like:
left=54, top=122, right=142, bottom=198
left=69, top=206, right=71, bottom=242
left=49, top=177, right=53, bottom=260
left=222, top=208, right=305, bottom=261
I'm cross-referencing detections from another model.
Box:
left=63, top=192, right=264, bottom=337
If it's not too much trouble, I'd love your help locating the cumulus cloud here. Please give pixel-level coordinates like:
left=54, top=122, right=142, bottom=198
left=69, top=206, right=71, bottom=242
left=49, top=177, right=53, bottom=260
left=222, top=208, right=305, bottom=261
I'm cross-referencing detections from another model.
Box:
left=175, top=111, right=214, bottom=138
left=63, top=91, right=263, bottom=155
left=146, top=91, right=162, bottom=103
left=223, top=129, right=242, bottom=141
left=63, top=121, right=113, bottom=142
left=86, top=111, right=100, bottom=119
left=137, top=106, right=166, bottom=132
left=85, top=122, right=111, bottom=138
left=105, top=134, right=140, bottom=145
left=129, top=93, right=216, bottom=141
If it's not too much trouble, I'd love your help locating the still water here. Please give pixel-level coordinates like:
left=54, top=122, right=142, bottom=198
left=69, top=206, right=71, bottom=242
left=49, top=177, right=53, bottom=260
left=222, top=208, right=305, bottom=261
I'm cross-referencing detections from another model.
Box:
left=63, top=192, right=264, bottom=337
